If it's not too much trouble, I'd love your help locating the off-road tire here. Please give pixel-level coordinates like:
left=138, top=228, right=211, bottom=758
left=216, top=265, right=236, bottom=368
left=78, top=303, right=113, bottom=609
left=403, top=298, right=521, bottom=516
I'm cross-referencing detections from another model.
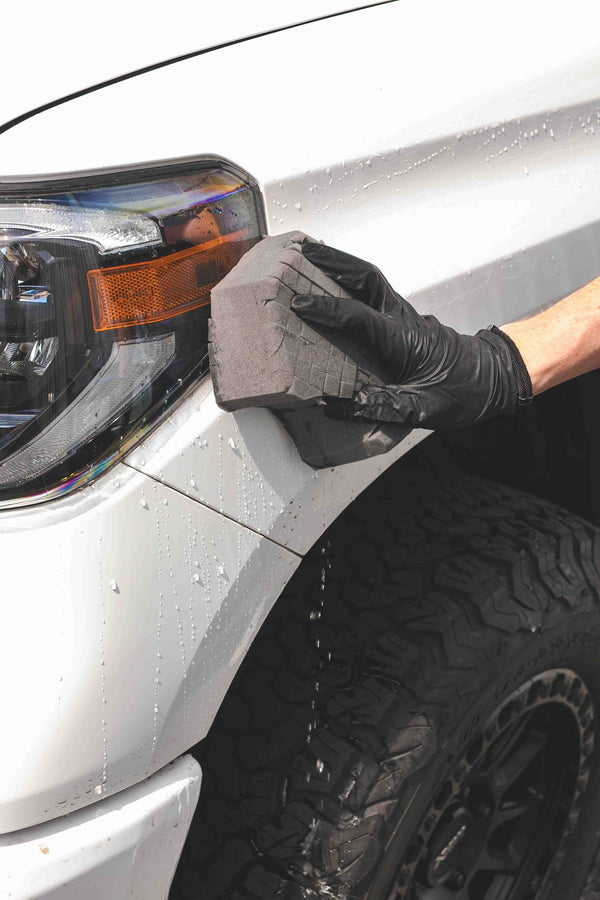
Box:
left=171, top=462, right=600, bottom=900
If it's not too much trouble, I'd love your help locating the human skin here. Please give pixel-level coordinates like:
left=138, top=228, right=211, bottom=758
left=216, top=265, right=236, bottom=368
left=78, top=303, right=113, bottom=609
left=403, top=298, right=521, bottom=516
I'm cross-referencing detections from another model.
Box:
left=501, top=276, right=600, bottom=396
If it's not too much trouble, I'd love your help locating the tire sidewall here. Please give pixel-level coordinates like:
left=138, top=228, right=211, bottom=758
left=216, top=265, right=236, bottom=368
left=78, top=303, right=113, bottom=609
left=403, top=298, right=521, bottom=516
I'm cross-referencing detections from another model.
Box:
left=366, top=612, right=600, bottom=900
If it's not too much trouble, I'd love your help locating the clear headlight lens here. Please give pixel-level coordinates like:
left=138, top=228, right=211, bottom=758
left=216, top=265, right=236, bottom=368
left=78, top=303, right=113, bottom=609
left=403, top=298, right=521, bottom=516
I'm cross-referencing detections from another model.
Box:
left=0, top=158, right=263, bottom=506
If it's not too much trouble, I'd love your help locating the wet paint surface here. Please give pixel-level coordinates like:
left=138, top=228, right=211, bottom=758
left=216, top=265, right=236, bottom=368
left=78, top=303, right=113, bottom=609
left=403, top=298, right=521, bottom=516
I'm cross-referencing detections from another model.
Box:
left=0, top=755, right=200, bottom=900
left=0, top=464, right=296, bottom=833
left=125, top=385, right=428, bottom=554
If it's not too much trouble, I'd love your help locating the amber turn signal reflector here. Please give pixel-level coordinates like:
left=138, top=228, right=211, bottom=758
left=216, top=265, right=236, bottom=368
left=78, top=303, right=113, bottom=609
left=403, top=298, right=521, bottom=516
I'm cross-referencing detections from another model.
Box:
left=88, top=230, right=248, bottom=331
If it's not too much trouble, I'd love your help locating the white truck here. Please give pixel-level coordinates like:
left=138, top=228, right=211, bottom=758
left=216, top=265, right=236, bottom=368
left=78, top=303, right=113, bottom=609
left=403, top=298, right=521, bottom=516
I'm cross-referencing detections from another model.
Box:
left=2, top=2, right=600, bottom=899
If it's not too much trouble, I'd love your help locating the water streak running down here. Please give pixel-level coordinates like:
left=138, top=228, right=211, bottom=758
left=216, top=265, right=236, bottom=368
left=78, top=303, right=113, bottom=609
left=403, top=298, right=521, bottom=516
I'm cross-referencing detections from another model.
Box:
left=57, top=542, right=65, bottom=705
left=184, top=511, right=198, bottom=730
left=149, top=490, right=165, bottom=772
left=97, top=520, right=108, bottom=795
left=306, top=540, right=332, bottom=784
left=217, top=434, right=224, bottom=512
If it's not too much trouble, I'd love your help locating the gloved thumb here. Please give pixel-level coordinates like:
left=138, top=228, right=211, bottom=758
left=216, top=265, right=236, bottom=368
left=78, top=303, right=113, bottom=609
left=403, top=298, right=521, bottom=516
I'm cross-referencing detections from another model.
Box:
left=324, top=384, right=425, bottom=428
left=350, top=384, right=424, bottom=426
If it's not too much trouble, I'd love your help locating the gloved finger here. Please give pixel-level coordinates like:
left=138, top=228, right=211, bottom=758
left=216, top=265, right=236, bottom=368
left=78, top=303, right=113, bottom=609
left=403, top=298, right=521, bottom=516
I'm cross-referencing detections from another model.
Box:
left=327, top=384, right=425, bottom=429
left=292, top=293, right=376, bottom=332
left=292, top=294, right=403, bottom=369
left=354, top=385, right=423, bottom=426
left=301, top=241, right=398, bottom=314
left=320, top=397, right=357, bottom=420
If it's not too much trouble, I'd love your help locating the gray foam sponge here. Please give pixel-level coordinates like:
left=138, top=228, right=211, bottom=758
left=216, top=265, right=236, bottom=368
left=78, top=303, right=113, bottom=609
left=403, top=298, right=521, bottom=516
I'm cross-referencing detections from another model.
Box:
left=209, top=231, right=407, bottom=467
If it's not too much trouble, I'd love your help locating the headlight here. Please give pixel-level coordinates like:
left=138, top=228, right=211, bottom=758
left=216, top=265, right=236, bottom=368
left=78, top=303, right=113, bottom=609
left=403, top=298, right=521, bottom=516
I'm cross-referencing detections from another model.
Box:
left=0, top=157, right=264, bottom=506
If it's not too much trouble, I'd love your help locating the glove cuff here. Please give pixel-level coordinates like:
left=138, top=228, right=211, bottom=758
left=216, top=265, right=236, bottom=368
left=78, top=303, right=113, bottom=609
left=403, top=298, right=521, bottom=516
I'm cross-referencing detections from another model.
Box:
left=487, top=325, right=533, bottom=406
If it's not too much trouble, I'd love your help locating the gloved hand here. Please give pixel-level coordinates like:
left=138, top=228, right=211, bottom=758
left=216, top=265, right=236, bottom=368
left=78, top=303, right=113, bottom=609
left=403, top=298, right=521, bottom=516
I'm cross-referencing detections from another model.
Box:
left=291, top=242, right=533, bottom=430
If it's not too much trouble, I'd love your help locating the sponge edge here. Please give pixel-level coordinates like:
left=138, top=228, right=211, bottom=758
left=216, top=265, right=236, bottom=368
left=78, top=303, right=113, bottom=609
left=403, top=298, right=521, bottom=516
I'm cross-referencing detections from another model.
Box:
left=209, top=231, right=407, bottom=467
left=275, top=407, right=408, bottom=469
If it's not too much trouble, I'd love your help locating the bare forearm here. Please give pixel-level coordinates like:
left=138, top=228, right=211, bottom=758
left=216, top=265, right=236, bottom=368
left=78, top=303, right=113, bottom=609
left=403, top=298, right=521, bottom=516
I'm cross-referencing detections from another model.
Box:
left=501, top=276, right=600, bottom=395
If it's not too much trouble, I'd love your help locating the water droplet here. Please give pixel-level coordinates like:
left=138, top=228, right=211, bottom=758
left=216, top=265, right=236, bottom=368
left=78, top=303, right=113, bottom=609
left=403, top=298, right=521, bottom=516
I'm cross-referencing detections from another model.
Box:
left=193, top=573, right=201, bottom=583
left=228, top=437, right=237, bottom=451
left=294, top=202, right=302, bottom=211
left=109, top=579, right=119, bottom=592
left=316, top=759, right=325, bottom=774
left=140, top=498, right=149, bottom=510
left=94, top=785, right=103, bottom=795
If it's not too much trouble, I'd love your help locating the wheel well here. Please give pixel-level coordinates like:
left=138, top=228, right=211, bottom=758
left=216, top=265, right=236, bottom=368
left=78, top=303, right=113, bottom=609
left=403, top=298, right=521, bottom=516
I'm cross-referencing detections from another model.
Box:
left=263, top=368, right=600, bottom=633
left=176, top=402, right=600, bottom=898
left=289, top=367, right=600, bottom=562
left=191, top=373, right=600, bottom=764
left=437, top=369, right=600, bottom=526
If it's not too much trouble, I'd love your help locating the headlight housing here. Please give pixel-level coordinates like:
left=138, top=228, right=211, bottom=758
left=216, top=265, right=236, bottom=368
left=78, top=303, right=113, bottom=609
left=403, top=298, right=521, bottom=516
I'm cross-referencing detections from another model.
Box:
left=0, top=157, right=264, bottom=507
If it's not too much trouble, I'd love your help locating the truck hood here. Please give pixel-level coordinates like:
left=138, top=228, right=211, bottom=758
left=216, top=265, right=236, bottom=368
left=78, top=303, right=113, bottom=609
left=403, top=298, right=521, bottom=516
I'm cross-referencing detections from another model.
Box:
left=0, top=1, right=387, bottom=132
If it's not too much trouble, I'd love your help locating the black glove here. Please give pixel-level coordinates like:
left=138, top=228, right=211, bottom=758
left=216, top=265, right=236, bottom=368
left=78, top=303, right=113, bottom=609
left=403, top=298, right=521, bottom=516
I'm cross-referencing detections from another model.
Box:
left=290, top=242, right=532, bottom=430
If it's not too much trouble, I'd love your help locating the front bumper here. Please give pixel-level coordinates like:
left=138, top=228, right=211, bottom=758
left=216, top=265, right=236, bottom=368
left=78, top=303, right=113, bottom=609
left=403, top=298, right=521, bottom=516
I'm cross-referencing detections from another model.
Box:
left=0, top=755, right=200, bottom=900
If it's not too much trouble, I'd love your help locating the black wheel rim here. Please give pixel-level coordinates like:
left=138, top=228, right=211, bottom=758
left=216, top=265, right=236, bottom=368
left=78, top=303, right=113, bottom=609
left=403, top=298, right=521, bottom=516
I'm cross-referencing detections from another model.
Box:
left=388, top=669, right=595, bottom=900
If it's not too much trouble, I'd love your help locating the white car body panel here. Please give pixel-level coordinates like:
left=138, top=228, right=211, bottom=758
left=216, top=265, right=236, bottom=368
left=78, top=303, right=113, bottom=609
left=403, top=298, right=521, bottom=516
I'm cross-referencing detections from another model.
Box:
left=3, top=1, right=600, bottom=331
left=2, top=1, right=600, bottom=896
left=125, top=377, right=428, bottom=554
left=0, top=755, right=200, bottom=900
left=0, top=1, right=382, bottom=129
left=0, top=462, right=296, bottom=834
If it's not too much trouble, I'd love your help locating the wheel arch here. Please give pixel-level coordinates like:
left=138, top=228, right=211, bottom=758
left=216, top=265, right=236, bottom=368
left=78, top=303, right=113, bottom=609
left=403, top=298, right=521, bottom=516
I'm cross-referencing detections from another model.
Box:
left=174, top=405, right=600, bottom=899
left=210, top=366, right=600, bottom=732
